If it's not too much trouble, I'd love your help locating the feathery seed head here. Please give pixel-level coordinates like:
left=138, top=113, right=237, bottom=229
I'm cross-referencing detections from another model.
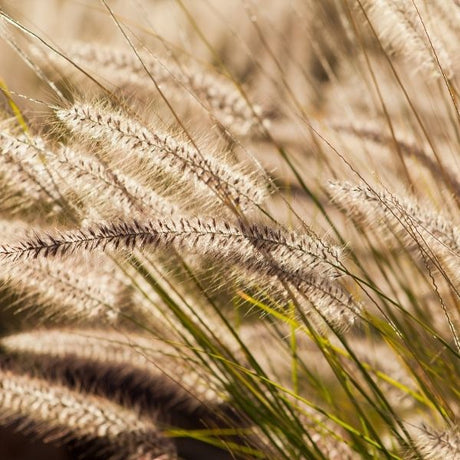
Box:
left=328, top=180, right=460, bottom=260
left=0, top=370, right=177, bottom=459
left=362, top=0, right=454, bottom=79
left=408, top=424, right=460, bottom=460
left=55, top=102, right=267, bottom=211
left=0, top=328, right=226, bottom=406
left=0, top=217, right=359, bottom=330
left=45, top=42, right=267, bottom=135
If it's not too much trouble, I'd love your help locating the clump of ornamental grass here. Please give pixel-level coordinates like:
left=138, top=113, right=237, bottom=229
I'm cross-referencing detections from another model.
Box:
left=0, top=1, right=459, bottom=459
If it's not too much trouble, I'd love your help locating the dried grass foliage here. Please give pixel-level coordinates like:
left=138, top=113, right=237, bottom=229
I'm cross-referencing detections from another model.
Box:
left=0, top=0, right=459, bottom=459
